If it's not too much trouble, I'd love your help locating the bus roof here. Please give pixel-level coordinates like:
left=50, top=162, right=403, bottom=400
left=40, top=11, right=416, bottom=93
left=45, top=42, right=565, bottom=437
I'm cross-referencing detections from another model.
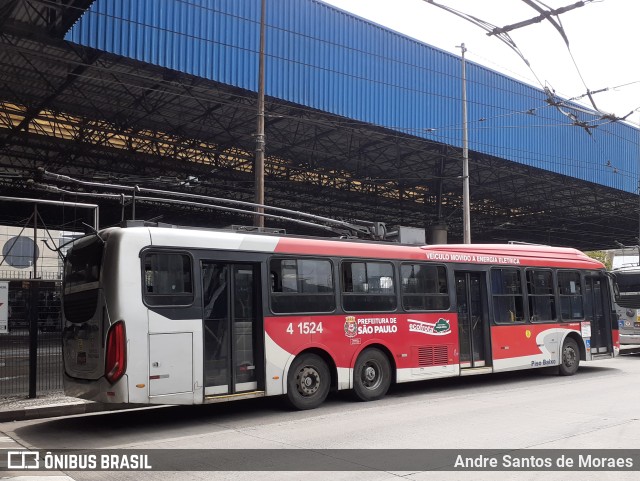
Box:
left=110, top=225, right=604, bottom=270
left=271, top=237, right=603, bottom=270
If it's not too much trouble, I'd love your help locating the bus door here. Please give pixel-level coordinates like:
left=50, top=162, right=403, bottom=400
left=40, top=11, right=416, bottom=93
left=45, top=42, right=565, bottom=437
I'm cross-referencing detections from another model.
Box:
left=201, top=261, right=262, bottom=398
left=454, top=271, right=491, bottom=369
left=584, top=275, right=613, bottom=354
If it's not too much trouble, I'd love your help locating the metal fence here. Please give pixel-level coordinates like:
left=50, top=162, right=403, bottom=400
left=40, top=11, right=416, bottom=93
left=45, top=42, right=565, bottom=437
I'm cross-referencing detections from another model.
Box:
left=0, top=279, right=63, bottom=397
left=1, top=200, right=97, bottom=399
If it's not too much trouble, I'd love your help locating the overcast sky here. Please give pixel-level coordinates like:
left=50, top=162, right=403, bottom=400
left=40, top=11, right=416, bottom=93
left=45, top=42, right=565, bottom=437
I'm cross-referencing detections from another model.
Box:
left=323, top=0, right=640, bottom=127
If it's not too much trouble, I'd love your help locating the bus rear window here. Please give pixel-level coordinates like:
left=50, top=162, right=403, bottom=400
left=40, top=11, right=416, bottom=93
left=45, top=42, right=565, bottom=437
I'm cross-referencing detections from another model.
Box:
left=64, top=240, right=104, bottom=292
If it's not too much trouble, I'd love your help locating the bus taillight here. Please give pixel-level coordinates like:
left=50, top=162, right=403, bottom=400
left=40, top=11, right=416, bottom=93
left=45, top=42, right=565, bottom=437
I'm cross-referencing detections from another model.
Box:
left=105, top=320, right=127, bottom=384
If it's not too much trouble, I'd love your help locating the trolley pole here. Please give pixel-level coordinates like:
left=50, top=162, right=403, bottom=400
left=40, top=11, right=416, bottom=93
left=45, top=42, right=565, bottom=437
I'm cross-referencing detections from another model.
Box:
left=254, top=0, right=266, bottom=228
left=458, top=43, right=471, bottom=244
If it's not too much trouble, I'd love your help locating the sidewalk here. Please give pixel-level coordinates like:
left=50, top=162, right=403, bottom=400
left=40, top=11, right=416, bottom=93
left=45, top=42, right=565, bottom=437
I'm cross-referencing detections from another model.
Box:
left=0, top=391, right=129, bottom=422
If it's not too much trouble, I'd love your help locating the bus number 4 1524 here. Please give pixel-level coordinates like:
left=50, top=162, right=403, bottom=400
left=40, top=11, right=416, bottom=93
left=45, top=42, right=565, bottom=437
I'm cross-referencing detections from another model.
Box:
left=287, top=322, right=324, bottom=335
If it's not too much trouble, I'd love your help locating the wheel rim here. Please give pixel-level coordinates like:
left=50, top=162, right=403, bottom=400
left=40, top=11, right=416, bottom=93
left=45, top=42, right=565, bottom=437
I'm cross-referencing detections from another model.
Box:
left=563, top=345, right=577, bottom=368
left=360, top=360, right=383, bottom=390
left=296, top=366, right=321, bottom=397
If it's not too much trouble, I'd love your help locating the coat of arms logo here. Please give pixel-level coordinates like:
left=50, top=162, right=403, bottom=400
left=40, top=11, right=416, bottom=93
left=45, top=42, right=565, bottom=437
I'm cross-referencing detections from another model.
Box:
left=344, top=316, right=357, bottom=338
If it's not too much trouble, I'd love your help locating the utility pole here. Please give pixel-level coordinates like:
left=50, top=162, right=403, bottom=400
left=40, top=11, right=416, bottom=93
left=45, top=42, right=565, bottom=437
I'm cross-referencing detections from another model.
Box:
left=29, top=203, right=38, bottom=398
left=457, top=42, right=471, bottom=244
left=254, top=0, right=266, bottom=228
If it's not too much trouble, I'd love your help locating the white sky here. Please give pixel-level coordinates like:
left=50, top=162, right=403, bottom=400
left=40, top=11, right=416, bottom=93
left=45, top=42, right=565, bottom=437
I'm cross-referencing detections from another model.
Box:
left=323, top=0, right=640, bottom=126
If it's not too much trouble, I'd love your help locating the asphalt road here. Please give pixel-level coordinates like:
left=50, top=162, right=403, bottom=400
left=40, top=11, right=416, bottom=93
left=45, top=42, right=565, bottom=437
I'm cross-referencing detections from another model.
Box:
left=1, top=353, right=640, bottom=481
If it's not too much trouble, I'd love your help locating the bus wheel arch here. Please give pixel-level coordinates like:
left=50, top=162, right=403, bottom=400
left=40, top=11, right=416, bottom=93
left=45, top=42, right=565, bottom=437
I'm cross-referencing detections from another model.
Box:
left=352, top=344, right=395, bottom=402
left=559, top=333, right=583, bottom=376
left=285, top=348, right=336, bottom=410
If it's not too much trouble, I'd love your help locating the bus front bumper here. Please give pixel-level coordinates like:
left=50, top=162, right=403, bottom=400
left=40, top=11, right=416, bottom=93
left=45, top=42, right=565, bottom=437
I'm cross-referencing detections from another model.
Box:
left=620, top=334, right=640, bottom=345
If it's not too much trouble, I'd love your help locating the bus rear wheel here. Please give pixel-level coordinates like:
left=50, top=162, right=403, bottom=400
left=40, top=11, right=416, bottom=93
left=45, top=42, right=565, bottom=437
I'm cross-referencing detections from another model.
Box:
left=286, top=353, right=330, bottom=410
left=353, top=348, right=391, bottom=402
left=559, top=338, right=580, bottom=376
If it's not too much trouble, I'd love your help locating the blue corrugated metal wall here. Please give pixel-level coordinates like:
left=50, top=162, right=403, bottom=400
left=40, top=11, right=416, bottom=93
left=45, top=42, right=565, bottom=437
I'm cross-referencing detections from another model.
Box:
left=65, top=0, right=639, bottom=193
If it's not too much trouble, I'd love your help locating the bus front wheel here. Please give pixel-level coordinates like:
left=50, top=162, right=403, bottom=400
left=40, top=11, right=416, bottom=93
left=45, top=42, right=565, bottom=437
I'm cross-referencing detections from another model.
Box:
left=353, top=348, right=391, bottom=401
left=559, top=338, right=580, bottom=376
left=286, top=353, right=330, bottom=410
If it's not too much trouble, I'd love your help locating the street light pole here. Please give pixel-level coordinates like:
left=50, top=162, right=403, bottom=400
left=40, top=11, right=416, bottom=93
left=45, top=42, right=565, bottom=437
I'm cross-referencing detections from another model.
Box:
left=254, top=0, right=266, bottom=228
left=458, top=42, right=471, bottom=244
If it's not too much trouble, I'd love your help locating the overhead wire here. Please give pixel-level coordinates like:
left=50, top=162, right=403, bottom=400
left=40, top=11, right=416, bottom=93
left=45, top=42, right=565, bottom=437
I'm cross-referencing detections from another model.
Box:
left=424, top=0, right=635, bottom=130
left=35, top=166, right=640, bottom=244
left=419, top=0, right=639, bottom=185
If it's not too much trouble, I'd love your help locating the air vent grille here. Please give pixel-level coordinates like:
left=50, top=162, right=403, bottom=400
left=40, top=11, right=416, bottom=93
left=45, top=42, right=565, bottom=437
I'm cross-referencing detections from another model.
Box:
left=417, top=345, right=449, bottom=366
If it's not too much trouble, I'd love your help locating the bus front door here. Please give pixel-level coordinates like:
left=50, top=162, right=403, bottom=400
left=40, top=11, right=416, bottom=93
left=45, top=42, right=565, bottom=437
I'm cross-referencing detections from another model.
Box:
left=201, top=262, right=261, bottom=398
left=584, top=275, right=613, bottom=355
left=455, top=271, right=491, bottom=370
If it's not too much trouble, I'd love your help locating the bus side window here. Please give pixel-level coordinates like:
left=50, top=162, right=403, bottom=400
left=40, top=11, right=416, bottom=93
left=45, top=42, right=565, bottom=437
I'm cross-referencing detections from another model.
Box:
left=270, top=258, right=335, bottom=314
left=401, top=263, right=450, bottom=311
left=143, top=253, right=194, bottom=306
left=558, top=270, right=584, bottom=320
left=491, top=268, right=524, bottom=323
left=342, top=261, right=397, bottom=312
left=527, top=269, right=556, bottom=322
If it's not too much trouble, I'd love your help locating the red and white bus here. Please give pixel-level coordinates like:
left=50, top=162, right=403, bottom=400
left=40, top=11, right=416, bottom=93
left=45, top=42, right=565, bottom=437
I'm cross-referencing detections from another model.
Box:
left=62, top=223, right=616, bottom=410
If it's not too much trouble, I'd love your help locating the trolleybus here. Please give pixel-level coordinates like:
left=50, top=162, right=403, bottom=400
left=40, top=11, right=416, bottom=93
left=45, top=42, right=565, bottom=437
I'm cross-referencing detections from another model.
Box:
left=62, top=223, right=615, bottom=410
left=610, top=265, right=640, bottom=346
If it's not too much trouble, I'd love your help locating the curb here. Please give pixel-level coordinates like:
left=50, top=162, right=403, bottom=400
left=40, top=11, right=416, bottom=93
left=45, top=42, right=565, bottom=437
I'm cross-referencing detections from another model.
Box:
left=0, top=403, right=146, bottom=423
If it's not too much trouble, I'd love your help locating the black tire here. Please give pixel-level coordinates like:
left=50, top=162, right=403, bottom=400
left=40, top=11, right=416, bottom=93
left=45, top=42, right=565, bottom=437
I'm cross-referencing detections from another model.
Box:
left=559, top=337, right=580, bottom=376
left=286, top=353, right=331, bottom=410
left=352, top=348, right=391, bottom=402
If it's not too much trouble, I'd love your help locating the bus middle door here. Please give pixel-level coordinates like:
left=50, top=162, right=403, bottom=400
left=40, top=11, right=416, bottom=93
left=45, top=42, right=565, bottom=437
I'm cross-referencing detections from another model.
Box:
left=455, top=271, right=492, bottom=371
left=201, top=261, right=262, bottom=399
left=584, top=275, right=614, bottom=356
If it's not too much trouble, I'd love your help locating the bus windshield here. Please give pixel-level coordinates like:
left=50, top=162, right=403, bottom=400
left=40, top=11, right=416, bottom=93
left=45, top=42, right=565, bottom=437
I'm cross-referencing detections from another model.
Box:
left=614, top=272, right=640, bottom=293
left=612, top=271, right=640, bottom=308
